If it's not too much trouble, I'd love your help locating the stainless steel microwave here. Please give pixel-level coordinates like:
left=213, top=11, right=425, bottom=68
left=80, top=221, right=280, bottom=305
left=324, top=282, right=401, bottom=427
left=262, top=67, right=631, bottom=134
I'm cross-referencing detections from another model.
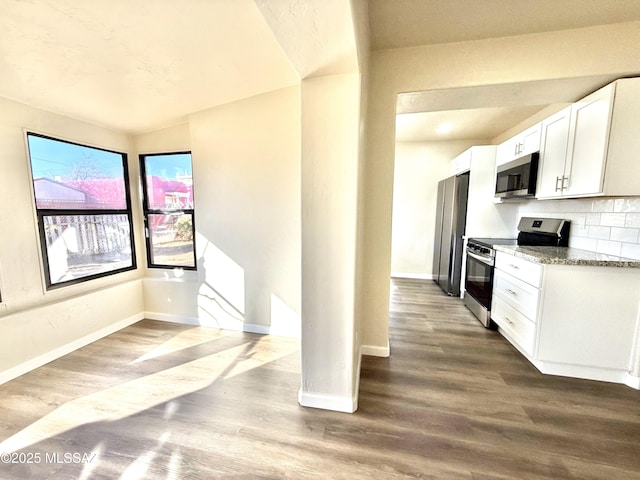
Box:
left=495, top=152, right=539, bottom=198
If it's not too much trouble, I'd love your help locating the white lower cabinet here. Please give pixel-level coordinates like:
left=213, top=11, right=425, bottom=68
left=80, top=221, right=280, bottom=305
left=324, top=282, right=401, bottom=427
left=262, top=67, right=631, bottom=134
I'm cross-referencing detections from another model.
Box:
left=495, top=252, right=542, bottom=288
left=492, top=251, right=640, bottom=386
left=492, top=258, right=541, bottom=358
left=493, top=268, right=539, bottom=316
left=491, top=296, right=536, bottom=356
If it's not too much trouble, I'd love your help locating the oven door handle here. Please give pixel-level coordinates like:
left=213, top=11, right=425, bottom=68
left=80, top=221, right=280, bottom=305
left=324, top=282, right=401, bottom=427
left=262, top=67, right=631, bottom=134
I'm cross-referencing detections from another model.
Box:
left=467, top=251, right=494, bottom=267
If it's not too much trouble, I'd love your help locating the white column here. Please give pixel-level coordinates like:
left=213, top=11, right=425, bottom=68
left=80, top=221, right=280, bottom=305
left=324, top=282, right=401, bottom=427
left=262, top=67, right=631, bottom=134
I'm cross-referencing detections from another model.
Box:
left=299, top=74, right=361, bottom=412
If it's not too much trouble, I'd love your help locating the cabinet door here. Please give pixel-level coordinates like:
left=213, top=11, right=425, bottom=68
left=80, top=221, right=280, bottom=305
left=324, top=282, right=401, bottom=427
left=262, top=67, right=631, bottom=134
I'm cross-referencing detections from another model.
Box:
left=491, top=296, right=536, bottom=356
left=450, top=148, right=471, bottom=175
left=495, top=137, right=518, bottom=166
left=536, top=107, right=571, bottom=198
left=520, top=123, right=542, bottom=156
left=496, top=123, right=541, bottom=167
left=564, top=84, right=614, bottom=196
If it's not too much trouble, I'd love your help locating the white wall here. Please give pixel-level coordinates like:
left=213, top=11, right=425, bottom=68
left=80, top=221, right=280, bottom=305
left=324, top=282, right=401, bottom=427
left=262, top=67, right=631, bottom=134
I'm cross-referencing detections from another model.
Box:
left=361, top=20, right=640, bottom=353
left=137, top=80, right=365, bottom=412
left=391, top=140, right=478, bottom=278
left=133, top=122, right=202, bottom=325
left=299, top=74, right=361, bottom=412
left=134, top=122, right=191, bottom=157
left=351, top=0, right=371, bottom=404
left=0, top=96, right=145, bottom=381
left=139, top=87, right=302, bottom=338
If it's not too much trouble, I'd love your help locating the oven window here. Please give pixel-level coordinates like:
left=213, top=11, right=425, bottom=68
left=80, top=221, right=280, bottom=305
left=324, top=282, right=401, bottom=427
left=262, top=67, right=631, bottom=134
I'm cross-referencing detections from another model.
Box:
left=465, top=255, right=493, bottom=308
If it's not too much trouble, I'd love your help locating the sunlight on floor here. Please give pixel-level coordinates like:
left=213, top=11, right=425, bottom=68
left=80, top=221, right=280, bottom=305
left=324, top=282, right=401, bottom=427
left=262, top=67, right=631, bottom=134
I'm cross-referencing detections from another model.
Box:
left=118, top=431, right=173, bottom=480
left=0, top=336, right=297, bottom=455
left=128, top=327, right=234, bottom=365
left=223, top=335, right=298, bottom=380
left=78, top=443, right=103, bottom=480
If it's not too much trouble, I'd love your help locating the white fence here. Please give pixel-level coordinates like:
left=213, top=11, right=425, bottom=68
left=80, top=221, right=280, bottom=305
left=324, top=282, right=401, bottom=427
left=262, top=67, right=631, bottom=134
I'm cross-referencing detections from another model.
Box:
left=43, top=215, right=131, bottom=255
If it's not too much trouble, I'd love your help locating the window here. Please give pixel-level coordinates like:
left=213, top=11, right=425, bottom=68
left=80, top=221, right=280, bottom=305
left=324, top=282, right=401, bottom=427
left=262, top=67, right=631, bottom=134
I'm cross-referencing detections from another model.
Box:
left=26, top=133, right=136, bottom=289
left=139, top=152, right=196, bottom=269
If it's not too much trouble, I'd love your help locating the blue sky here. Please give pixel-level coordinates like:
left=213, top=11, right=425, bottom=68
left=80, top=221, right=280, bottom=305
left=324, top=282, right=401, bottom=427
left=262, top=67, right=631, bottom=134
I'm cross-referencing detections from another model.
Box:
left=144, top=154, right=193, bottom=180
left=28, top=134, right=125, bottom=180
left=28, top=134, right=192, bottom=181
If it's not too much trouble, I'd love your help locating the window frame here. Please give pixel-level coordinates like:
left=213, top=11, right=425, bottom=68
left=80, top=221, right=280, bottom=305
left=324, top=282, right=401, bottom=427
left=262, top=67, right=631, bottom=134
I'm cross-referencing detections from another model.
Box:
left=139, top=151, right=197, bottom=270
left=26, top=132, right=137, bottom=290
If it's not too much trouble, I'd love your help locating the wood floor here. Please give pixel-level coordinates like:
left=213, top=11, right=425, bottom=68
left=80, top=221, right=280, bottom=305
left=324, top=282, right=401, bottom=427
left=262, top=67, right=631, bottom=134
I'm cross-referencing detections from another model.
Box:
left=0, top=278, right=638, bottom=479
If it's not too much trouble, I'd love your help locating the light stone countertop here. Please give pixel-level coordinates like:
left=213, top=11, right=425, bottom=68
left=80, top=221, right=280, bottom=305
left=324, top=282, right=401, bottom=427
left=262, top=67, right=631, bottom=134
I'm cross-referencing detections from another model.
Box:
left=494, top=245, right=640, bottom=268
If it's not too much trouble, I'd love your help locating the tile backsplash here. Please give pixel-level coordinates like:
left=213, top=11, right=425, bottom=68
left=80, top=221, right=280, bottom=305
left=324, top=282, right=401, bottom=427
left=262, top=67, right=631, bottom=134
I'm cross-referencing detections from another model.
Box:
left=517, top=197, right=640, bottom=259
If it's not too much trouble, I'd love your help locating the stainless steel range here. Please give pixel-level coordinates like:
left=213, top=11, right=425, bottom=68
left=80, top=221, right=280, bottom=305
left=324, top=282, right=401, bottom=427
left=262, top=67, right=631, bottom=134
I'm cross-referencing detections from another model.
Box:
left=464, top=217, right=570, bottom=327
left=463, top=237, right=516, bottom=327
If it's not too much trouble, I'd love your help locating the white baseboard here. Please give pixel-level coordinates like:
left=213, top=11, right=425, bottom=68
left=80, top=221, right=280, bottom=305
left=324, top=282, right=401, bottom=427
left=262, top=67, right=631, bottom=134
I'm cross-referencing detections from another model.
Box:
left=298, top=388, right=357, bottom=413
left=0, top=313, right=143, bottom=386
left=242, top=323, right=271, bottom=335
left=354, top=346, right=362, bottom=409
left=498, top=327, right=639, bottom=389
left=534, top=359, right=634, bottom=386
left=361, top=340, right=390, bottom=357
left=391, top=272, right=433, bottom=280
left=624, top=372, right=640, bottom=390
left=144, top=311, right=298, bottom=338
left=145, top=311, right=201, bottom=326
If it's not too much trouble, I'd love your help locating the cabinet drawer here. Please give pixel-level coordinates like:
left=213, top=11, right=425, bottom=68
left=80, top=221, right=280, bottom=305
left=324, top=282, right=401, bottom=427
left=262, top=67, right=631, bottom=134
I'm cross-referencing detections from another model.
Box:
left=493, top=269, right=540, bottom=320
left=495, top=252, right=542, bottom=287
left=491, top=296, right=536, bottom=356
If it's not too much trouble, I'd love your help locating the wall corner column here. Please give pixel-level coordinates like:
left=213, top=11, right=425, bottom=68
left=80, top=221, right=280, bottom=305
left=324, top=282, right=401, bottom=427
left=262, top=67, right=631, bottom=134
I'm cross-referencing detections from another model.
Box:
left=299, top=74, right=362, bottom=413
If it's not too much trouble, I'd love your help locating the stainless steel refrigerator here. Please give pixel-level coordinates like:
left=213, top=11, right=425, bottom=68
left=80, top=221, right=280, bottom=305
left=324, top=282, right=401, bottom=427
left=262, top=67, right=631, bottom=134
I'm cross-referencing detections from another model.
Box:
left=432, top=172, right=469, bottom=296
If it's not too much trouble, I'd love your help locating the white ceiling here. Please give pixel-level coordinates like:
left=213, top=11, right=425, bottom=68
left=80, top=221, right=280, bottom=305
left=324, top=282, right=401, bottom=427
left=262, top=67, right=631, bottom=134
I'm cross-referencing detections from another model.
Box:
left=0, top=0, right=362, bottom=134
left=368, top=0, right=640, bottom=51
left=395, top=106, right=545, bottom=143
left=393, top=75, right=624, bottom=142
left=369, top=0, right=640, bottom=143
left=0, top=0, right=302, bottom=133
left=1, top=1, right=639, bottom=138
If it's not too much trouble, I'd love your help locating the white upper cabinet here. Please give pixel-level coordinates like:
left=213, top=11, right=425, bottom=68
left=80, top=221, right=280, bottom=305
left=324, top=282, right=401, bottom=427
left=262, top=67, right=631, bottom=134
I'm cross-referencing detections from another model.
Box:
left=464, top=145, right=517, bottom=237
left=537, top=84, right=613, bottom=199
left=598, top=78, right=640, bottom=196
left=536, top=78, right=640, bottom=199
left=536, top=106, right=572, bottom=198
left=496, top=123, right=542, bottom=167
left=564, top=84, right=613, bottom=196
left=450, top=148, right=472, bottom=175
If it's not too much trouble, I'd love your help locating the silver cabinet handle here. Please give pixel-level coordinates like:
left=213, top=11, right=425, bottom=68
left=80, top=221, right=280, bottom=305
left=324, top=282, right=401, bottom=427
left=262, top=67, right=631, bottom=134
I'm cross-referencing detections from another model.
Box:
left=504, top=317, right=514, bottom=325
left=506, top=288, right=517, bottom=295
left=562, top=176, right=569, bottom=190
left=509, top=264, right=520, bottom=269
left=555, top=176, right=562, bottom=192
